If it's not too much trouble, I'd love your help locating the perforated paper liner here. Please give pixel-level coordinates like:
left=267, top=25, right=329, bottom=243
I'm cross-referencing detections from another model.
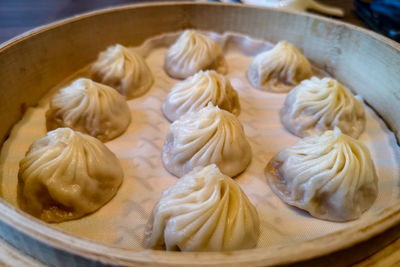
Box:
left=0, top=31, right=399, bottom=250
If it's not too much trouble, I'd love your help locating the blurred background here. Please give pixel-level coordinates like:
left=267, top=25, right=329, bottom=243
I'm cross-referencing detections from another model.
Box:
left=0, top=0, right=398, bottom=44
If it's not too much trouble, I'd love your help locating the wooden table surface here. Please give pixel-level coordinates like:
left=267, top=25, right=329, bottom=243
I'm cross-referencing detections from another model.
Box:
left=0, top=1, right=399, bottom=266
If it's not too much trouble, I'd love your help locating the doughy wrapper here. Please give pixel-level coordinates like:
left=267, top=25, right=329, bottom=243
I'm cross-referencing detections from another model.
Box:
left=265, top=130, right=378, bottom=223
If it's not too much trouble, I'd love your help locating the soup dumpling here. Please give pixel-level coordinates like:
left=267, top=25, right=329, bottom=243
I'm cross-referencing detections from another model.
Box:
left=280, top=77, right=366, bottom=138
left=247, top=41, right=312, bottom=93
left=145, top=164, right=260, bottom=251
left=162, top=104, right=251, bottom=177
left=162, top=70, right=240, bottom=122
left=92, top=44, right=153, bottom=99
left=46, top=78, right=131, bottom=142
left=18, top=128, right=124, bottom=222
left=265, top=128, right=378, bottom=222
left=164, top=30, right=227, bottom=79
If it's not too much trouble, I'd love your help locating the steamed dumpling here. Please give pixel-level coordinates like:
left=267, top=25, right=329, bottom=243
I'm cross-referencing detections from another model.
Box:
left=162, top=70, right=240, bottom=122
left=265, top=128, right=378, bottom=222
left=92, top=44, right=153, bottom=99
left=162, top=104, right=252, bottom=177
left=280, top=77, right=366, bottom=138
left=46, top=78, right=131, bottom=142
left=164, top=30, right=227, bottom=79
left=18, top=128, right=123, bottom=223
left=247, top=41, right=312, bottom=93
left=144, top=164, right=260, bottom=251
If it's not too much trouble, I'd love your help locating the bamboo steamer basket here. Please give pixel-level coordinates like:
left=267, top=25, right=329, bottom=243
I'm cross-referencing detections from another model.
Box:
left=0, top=2, right=400, bottom=266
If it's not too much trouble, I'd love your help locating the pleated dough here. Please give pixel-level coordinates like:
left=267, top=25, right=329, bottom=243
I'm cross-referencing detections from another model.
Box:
left=46, top=78, right=131, bottom=142
left=164, top=30, right=227, bottom=79
left=280, top=77, right=366, bottom=138
left=162, top=104, right=252, bottom=177
left=18, top=128, right=124, bottom=223
left=144, top=164, right=260, bottom=251
left=247, top=41, right=312, bottom=93
left=162, top=70, right=240, bottom=122
left=92, top=44, right=153, bottom=99
left=265, top=128, right=378, bottom=222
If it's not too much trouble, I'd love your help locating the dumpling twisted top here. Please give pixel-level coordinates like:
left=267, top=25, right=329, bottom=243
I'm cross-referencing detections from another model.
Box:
left=162, top=70, right=240, bottom=121
left=247, top=41, right=312, bottom=93
left=145, top=164, right=260, bottom=251
left=46, top=78, right=131, bottom=142
left=265, top=128, right=378, bottom=221
left=18, top=128, right=123, bottom=222
left=162, top=104, right=251, bottom=177
left=91, top=44, right=153, bottom=99
left=164, top=30, right=227, bottom=79
left=280, top=77, right=366, bottom=138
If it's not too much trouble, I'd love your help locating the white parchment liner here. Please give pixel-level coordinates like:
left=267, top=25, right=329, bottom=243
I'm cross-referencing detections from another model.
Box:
left=0, top=31, right=399, bottom=250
